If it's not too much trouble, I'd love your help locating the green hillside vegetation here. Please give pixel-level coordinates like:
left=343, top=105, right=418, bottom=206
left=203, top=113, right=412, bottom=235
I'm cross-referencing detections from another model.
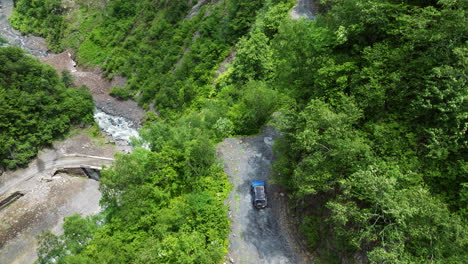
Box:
left=0, top=46, right=93, bottom=169
left=9, top=0, right=65, bottom=51
left=10, top=0, right=467, bottom=263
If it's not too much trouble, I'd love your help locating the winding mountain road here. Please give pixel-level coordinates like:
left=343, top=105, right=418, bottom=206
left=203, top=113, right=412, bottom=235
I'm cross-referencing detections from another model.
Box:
left=218, top=127, right=312, bottom=264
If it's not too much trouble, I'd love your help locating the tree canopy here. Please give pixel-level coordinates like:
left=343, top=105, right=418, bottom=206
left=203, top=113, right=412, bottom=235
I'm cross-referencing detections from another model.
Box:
left=10, top=0, right=467, bottom=263
left=0, top=46, right=93, bottom=168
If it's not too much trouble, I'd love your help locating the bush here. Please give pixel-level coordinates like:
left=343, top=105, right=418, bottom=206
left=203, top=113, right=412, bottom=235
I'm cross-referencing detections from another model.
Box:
left=300, top=216, right=320, bottom=248
left=229, top=81, right=279, bottom=134
left=109, top=86, right=133, bottom=100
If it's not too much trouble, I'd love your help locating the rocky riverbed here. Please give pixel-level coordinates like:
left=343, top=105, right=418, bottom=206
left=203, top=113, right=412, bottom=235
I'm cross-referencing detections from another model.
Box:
left=39, top=51, right=145, bottom=126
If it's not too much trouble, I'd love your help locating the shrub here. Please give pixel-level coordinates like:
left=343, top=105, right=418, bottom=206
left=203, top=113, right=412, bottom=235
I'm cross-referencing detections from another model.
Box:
left=109, top=86, right=133, bottom=100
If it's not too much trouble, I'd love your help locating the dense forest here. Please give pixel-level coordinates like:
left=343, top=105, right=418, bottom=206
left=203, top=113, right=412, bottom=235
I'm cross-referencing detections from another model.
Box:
left=8, top=0, right=467, bottom=263
left=0, top=46, right=93, bottom=168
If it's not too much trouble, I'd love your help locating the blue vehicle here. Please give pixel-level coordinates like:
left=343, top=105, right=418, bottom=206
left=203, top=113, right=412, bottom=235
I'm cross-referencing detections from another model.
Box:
left=251, top=180, right=267, bottom=209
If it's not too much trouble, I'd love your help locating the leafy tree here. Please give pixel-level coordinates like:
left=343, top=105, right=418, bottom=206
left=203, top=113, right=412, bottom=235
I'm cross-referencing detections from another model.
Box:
left=36, top=230, right=66, bottom=264
left=228, top=81, right=280, bottom=134
left=274, top=97, right=372, bottom=195
left=10, top=0, right=65, bottom=51
left=24, top=0, right=466, bottom=262
left=0, top=47, right=93, bottom=168
left=231, top=31, right=274, bottom=82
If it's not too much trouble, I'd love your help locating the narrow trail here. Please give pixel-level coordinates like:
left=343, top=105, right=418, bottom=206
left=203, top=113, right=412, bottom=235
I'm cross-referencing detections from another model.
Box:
left=218, top=127, right=313, bottom=264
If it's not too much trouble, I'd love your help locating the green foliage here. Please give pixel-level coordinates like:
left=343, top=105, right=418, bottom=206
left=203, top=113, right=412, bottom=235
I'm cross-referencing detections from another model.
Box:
left=231, top=31, right=274, bottom=82
left=330, top=163, right=468, bottom=263
left=36, top=230, right=66, bottom=264
left=274, top=97, right=372, bottom=196
left=222, top=0, right=265, bottom=42
left=0, top=47, right=94, bottom=169
left=9, top=0, right=269, bottom=114
left=228, top=81, right=280, bottom=134
left=213, top=117, right=235, bottom=138
left=23, top=0, right=466, bottom=262
left=10, top=0, right=65, bottom=51
left=36, top=214, right=100, bottom=264
left=256, top=1, right=295, bottom=38
left=271, top=18, right=338, bottom=100
left=44, top=117, right=231, bottom=263
left=61, top=70, right=74, bottom=87
left=109, top=87, right=133, bottom=100
left=300, top=216, right=320, bottom=248
left=271, top=0, right=467, bottom=261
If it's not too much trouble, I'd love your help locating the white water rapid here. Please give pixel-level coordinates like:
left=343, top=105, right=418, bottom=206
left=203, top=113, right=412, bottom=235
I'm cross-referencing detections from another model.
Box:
left=93, top=108, right=140, bottom=145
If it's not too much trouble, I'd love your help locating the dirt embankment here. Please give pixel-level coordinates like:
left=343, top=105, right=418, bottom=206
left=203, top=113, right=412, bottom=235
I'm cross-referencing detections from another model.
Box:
left=218, top=127, right=313, bottom=264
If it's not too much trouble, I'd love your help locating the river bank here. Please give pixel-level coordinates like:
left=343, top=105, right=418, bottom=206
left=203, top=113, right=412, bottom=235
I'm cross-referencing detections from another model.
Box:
left=39, top=51, right=145, bottom=127
left=0, top=0, right=145, bottom=128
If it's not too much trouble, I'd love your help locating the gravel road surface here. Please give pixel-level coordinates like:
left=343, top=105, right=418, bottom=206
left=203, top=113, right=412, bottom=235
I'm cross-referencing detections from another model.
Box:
left=218, top=127, right=312, bottom=264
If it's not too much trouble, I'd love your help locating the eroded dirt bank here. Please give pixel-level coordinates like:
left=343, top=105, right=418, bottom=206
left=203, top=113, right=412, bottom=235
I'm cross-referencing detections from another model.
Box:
left=39, top=52, right=145, bottom=126
left=218, top=127, right=313, bottom=264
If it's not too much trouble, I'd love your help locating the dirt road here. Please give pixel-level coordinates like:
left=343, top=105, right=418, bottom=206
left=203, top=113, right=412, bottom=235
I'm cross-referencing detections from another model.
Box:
left=0, top=131, right=117, bottom=264
left=218, top=127, right=312, bottom=264
left=0, top=152, right=113, bottom=197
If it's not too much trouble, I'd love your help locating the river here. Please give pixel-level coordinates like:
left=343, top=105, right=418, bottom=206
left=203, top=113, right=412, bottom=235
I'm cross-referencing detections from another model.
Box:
left=0, top=0, right=144, bottom=262
left=0, top=0, right=144, bottom=145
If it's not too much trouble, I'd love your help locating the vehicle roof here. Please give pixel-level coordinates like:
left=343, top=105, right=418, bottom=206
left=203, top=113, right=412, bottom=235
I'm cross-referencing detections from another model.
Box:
left=251, top=180, right=265, bottom=187
left=254, top=186, right=266, bottom=200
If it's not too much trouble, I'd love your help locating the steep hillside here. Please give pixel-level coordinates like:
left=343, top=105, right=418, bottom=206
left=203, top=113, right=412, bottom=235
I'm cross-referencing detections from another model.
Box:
left=9, top=0, right=467, bottom=263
